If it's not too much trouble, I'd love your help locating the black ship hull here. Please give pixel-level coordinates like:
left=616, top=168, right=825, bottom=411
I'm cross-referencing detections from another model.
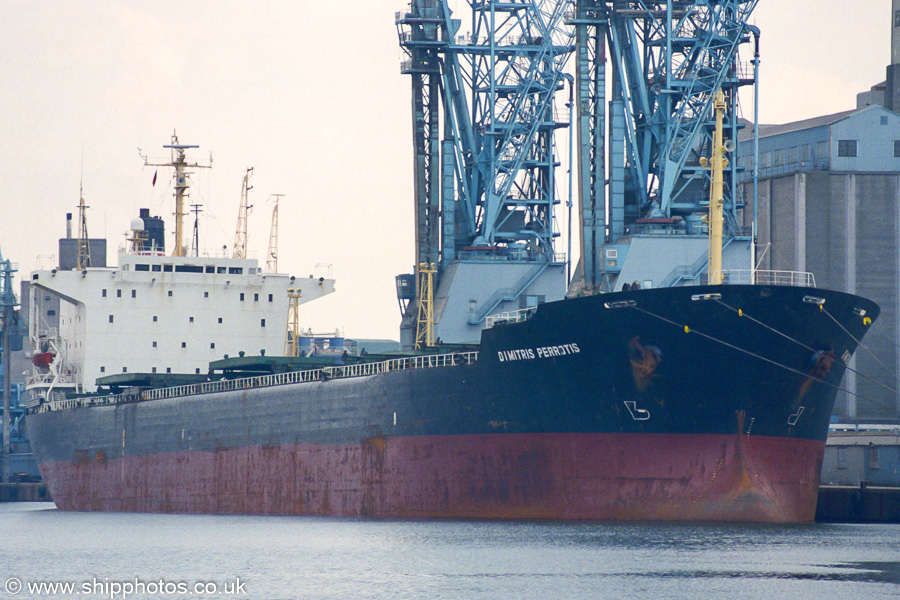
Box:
left=28, top=284, right=879, bottom=521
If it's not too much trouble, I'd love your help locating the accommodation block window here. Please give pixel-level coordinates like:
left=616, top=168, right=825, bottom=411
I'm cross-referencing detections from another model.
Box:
left=837, top=140, right=857, bottom=157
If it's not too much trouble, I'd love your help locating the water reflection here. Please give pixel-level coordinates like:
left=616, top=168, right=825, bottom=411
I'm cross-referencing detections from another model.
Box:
left=2, top=503, right=898, bottom=599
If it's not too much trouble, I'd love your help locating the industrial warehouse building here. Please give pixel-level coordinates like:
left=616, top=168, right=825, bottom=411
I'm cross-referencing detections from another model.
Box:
left=822, top=428, right=900, bottom=487
left=739, top=102, right=900, bottom=423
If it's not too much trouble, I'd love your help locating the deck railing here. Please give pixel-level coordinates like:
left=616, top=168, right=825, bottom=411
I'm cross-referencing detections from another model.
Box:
left=485, top=307, right=537, bottom=328
left=714, top=269, right=816, bottom=287
left=35, top=351, right=480, bottom=413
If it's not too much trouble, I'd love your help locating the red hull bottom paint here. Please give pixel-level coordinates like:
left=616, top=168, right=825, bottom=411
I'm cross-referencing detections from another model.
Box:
left=39, top=433, right=825, bottom=522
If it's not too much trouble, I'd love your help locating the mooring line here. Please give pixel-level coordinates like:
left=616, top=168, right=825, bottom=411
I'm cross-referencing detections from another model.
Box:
left=626, top=304, right=890, bottom=408
left=821, top=305, right=900, bottom=387
left=630, top=305, right=840, bottom=386
left=713, top=298, right=898, bottom=397
left=871, top=322, right=900, bottom=352
left=713, top=298, right=817, bottom=352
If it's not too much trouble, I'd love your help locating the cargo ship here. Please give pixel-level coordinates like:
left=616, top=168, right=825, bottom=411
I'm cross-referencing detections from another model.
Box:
left=23, top=142, right=880, bottom=521
left=23, top=2, right=882, bottom=522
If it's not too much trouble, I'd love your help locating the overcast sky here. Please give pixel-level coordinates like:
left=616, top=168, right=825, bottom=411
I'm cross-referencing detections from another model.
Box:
left=0, top=1, right=891, bottom=340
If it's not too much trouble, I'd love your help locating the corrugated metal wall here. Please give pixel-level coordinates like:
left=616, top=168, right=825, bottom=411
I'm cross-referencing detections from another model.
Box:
left=854, top=175, right=899, bottom=419
left=745, top=172, right=900, bottom=419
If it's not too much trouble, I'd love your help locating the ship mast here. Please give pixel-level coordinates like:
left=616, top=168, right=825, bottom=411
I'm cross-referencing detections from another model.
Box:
left=75, top=183, right=91, bottom=270
left=701, top=90, right=730, bottom=285
left=142, top=133, right=211, bottom=258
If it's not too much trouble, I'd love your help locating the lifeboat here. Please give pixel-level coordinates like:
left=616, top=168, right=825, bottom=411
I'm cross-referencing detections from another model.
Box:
left=32, top=352, right=55, bottom=368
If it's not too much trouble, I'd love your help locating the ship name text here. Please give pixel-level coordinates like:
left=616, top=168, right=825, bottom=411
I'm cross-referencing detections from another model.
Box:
left=497, top=343, right=580, bottom=362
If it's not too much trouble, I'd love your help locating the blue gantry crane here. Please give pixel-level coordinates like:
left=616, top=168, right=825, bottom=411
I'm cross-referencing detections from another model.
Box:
left=571, top=0, right=759, bottom=292
left=395, top=1, right=760, bottom=344
left=396, top=0, right=575, bottom=347
left=1, top=246, right=24, bottom=483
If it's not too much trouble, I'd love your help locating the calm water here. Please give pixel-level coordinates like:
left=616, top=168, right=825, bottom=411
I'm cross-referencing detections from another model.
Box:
left=1, top=502, right=898, bottom=600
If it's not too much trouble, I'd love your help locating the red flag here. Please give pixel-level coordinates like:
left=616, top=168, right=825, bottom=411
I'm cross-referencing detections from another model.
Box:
left=152, top=170, right=158, bottom=186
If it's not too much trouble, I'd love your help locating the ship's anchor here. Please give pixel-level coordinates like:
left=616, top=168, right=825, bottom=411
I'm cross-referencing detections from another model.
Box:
left=624, top=401, right=650, bottom=421
left=787, top=406, right=805, bottom=426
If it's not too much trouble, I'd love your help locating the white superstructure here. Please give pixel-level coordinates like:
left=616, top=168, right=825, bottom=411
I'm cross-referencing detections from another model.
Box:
left=27, top=251, right=333, bottom=403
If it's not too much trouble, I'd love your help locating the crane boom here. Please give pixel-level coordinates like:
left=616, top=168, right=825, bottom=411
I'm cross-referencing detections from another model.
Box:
left=266, top=194, right=283, bottom=273
left=232, top=168, right=254, bottom=260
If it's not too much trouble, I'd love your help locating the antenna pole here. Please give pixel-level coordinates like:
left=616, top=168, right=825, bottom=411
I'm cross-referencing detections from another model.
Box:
left=190, top=204, right=203, bottom=257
